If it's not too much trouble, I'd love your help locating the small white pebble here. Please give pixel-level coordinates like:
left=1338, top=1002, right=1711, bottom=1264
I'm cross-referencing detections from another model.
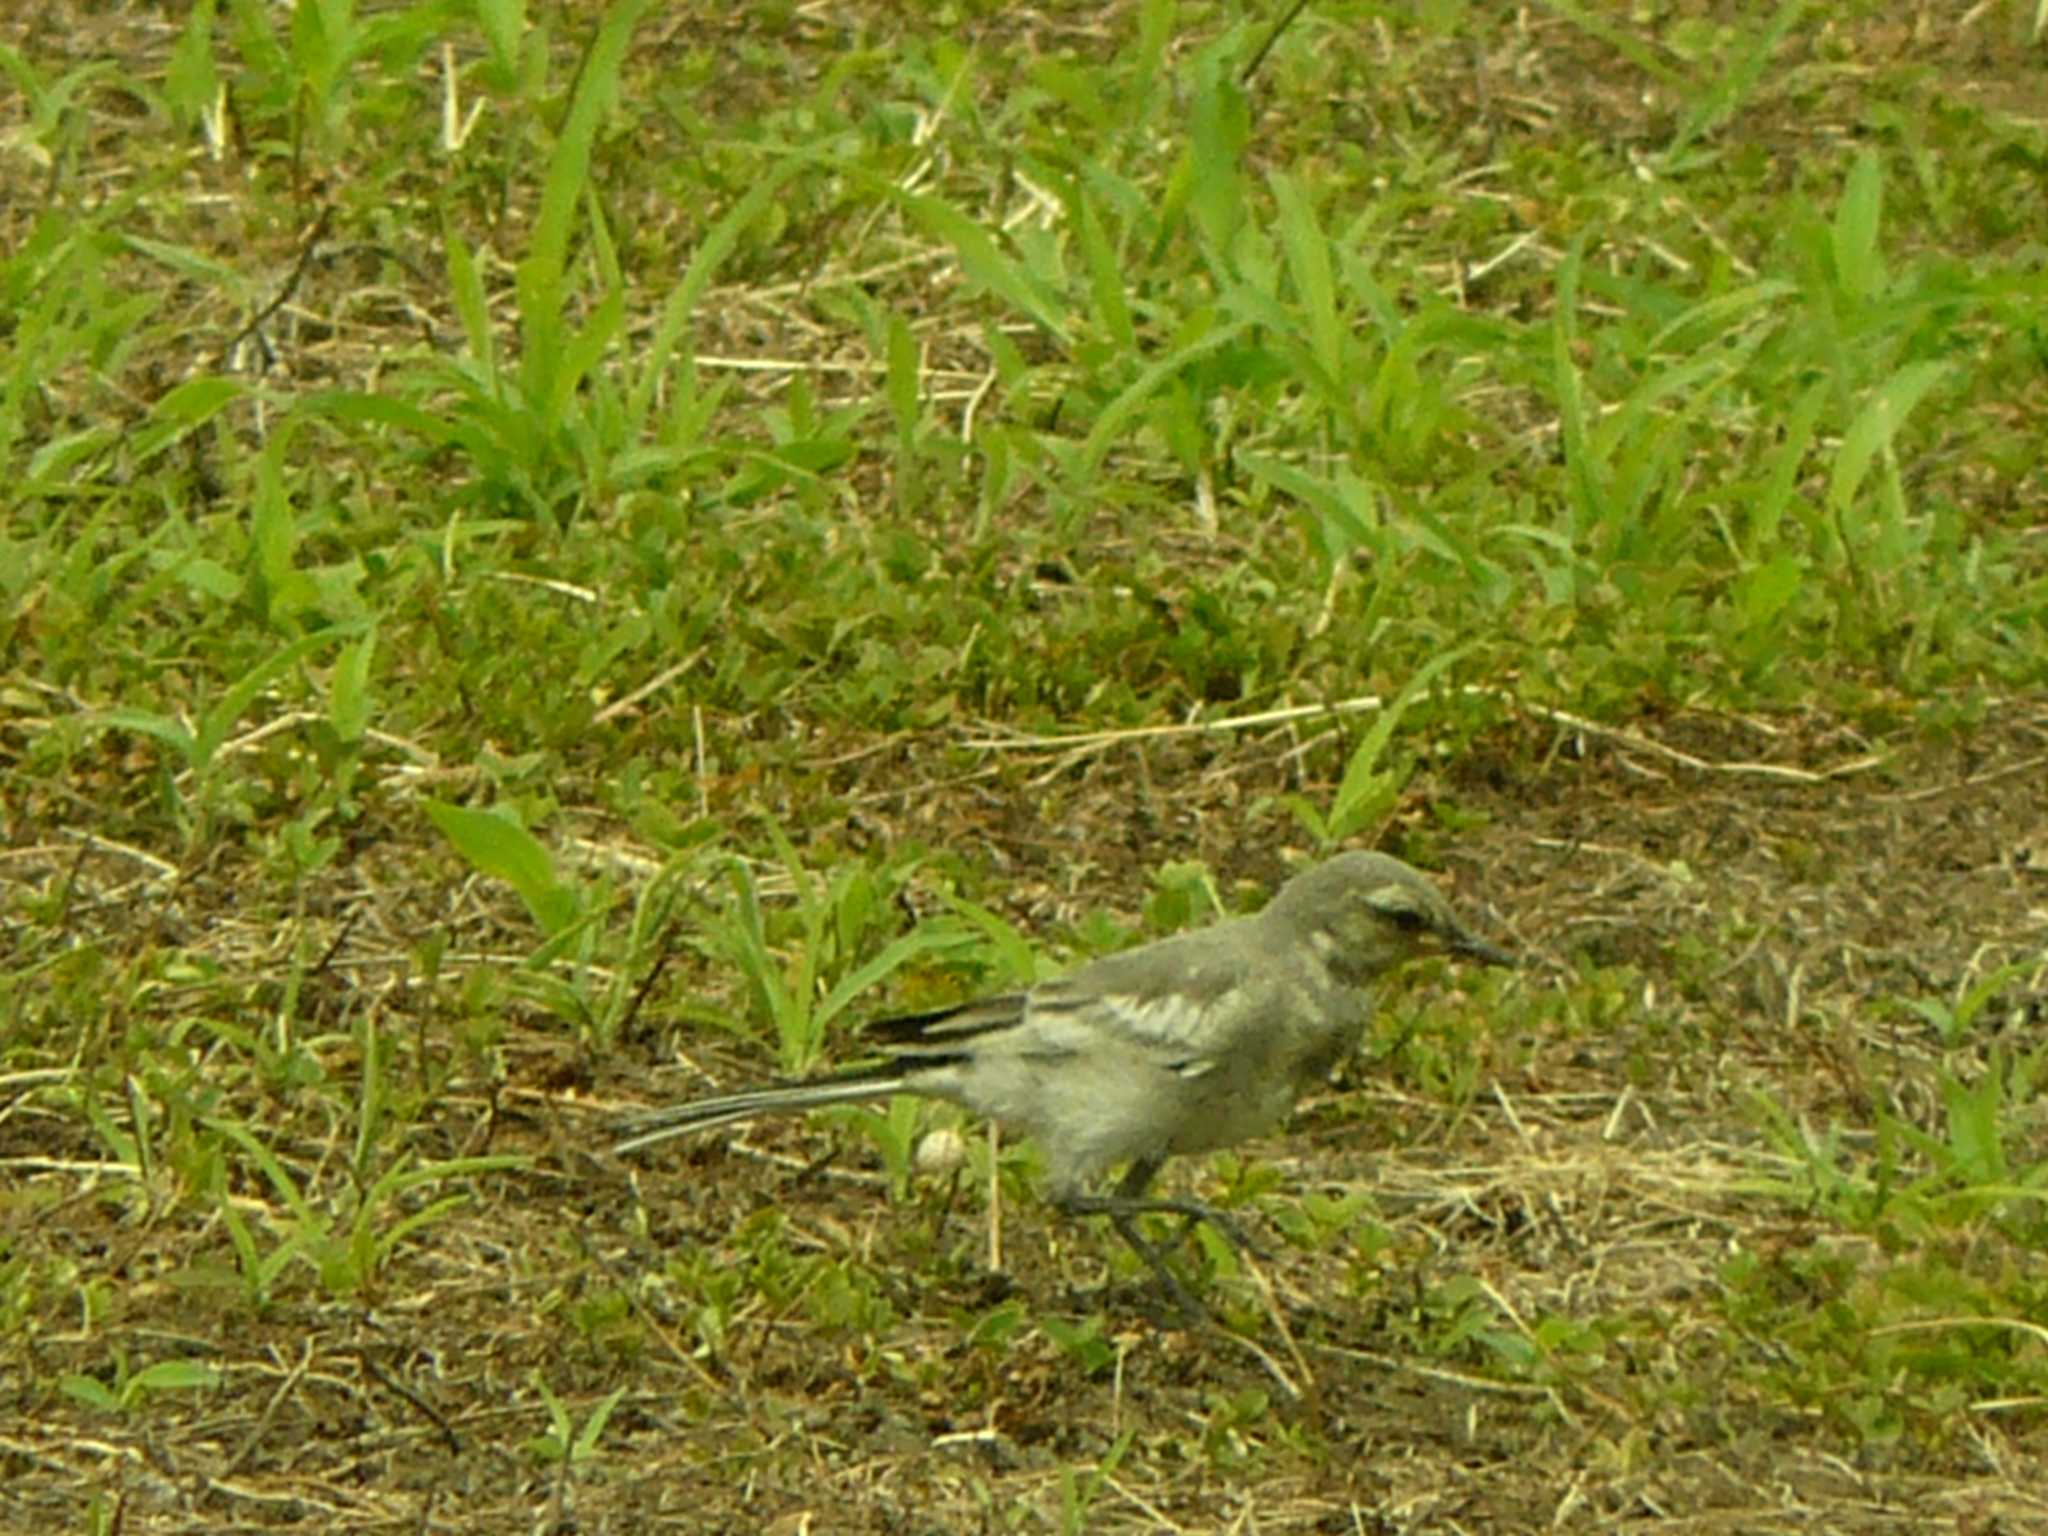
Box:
left=914, top=1127, right=968, bottom=1177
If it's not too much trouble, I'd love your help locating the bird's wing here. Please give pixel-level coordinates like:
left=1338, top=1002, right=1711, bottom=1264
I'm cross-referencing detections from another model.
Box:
left=1008, top=926, right=1276, bottom=1064
left=860, top=915, right=1283, bottom=1068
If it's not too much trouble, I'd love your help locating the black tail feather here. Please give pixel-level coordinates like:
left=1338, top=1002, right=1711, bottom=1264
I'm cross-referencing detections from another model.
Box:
left=861, top=993, right=1027, bottom=1048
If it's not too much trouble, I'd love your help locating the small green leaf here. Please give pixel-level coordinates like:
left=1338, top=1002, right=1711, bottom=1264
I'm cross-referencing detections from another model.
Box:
left=197, top=629, right=347, bottom=768
left=903, top=193, right=1068, bottom=341
left=60, top=1376, right=122, bottom=1413
left=1827, top=362, right=1947, bottom=519
left=1065, top=177, right=1135, bottom=352
left=1270, top=169, right=1340, bottom=386
left=125, top=1360, right=221, bottom=1396
left=1831, top=152, right=1885, bottom=304
left=885, top=310, right=920, bottom=444
left=572, top=1386, right=629, bottom=1460
left=329, top=628, right=376, bottom=744
left=102, top=708, right=198, bottom=768
left=424, top=802, right=581, bottom=936
left=1735, top=556, right=1802, bottom=630
left=164, top=0, right=221, bottom=123
left=1321, top=643, right=1476, bottom=847
left=125, top=376, right=246, bottom=465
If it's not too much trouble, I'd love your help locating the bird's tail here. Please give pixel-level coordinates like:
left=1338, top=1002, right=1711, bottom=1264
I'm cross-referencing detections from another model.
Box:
left=613, top=995, right=1026, bottom=1157
left=611, top=1063, right=912, bottom=1156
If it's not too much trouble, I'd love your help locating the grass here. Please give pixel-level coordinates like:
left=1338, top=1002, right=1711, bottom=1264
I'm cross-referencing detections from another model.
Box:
left=4, top=1, right=2047, bottom=1530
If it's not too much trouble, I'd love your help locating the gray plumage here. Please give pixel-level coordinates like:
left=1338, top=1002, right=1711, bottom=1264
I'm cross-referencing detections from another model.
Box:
left=616, top=854, right=1510, bottom=1293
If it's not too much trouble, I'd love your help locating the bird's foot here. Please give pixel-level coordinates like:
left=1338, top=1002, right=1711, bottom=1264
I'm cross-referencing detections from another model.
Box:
left=1060, top=1191, right=1270, bottom=1262
left=1054, top=1191, right=1268, bottom=1323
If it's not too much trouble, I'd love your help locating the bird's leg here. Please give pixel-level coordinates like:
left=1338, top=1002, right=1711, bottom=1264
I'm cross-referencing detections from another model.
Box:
left=1060, top=1158, right=1266, bottom=1258
left=1054, top=1158, right=1266, bottom=1318
left=1053, top=1159, right=1201, bottom=1317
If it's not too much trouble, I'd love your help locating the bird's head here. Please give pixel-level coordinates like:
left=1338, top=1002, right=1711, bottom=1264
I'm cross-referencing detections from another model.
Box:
left=1270, top=851, right=1514, bottom=984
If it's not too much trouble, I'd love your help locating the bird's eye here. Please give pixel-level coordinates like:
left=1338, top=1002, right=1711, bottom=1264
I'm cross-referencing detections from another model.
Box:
left=1386, top=907, right=1428, bottom=932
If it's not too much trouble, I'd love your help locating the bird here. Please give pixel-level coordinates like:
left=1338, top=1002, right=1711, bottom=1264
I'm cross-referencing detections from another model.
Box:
left=614, top=851, right=1513, bottom=1310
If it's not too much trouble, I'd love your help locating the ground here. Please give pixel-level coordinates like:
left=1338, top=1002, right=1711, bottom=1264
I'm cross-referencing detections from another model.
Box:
left=3, top=2, right=2046, bottom=1533
left=9, top=709, right=2045, bottom=1532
